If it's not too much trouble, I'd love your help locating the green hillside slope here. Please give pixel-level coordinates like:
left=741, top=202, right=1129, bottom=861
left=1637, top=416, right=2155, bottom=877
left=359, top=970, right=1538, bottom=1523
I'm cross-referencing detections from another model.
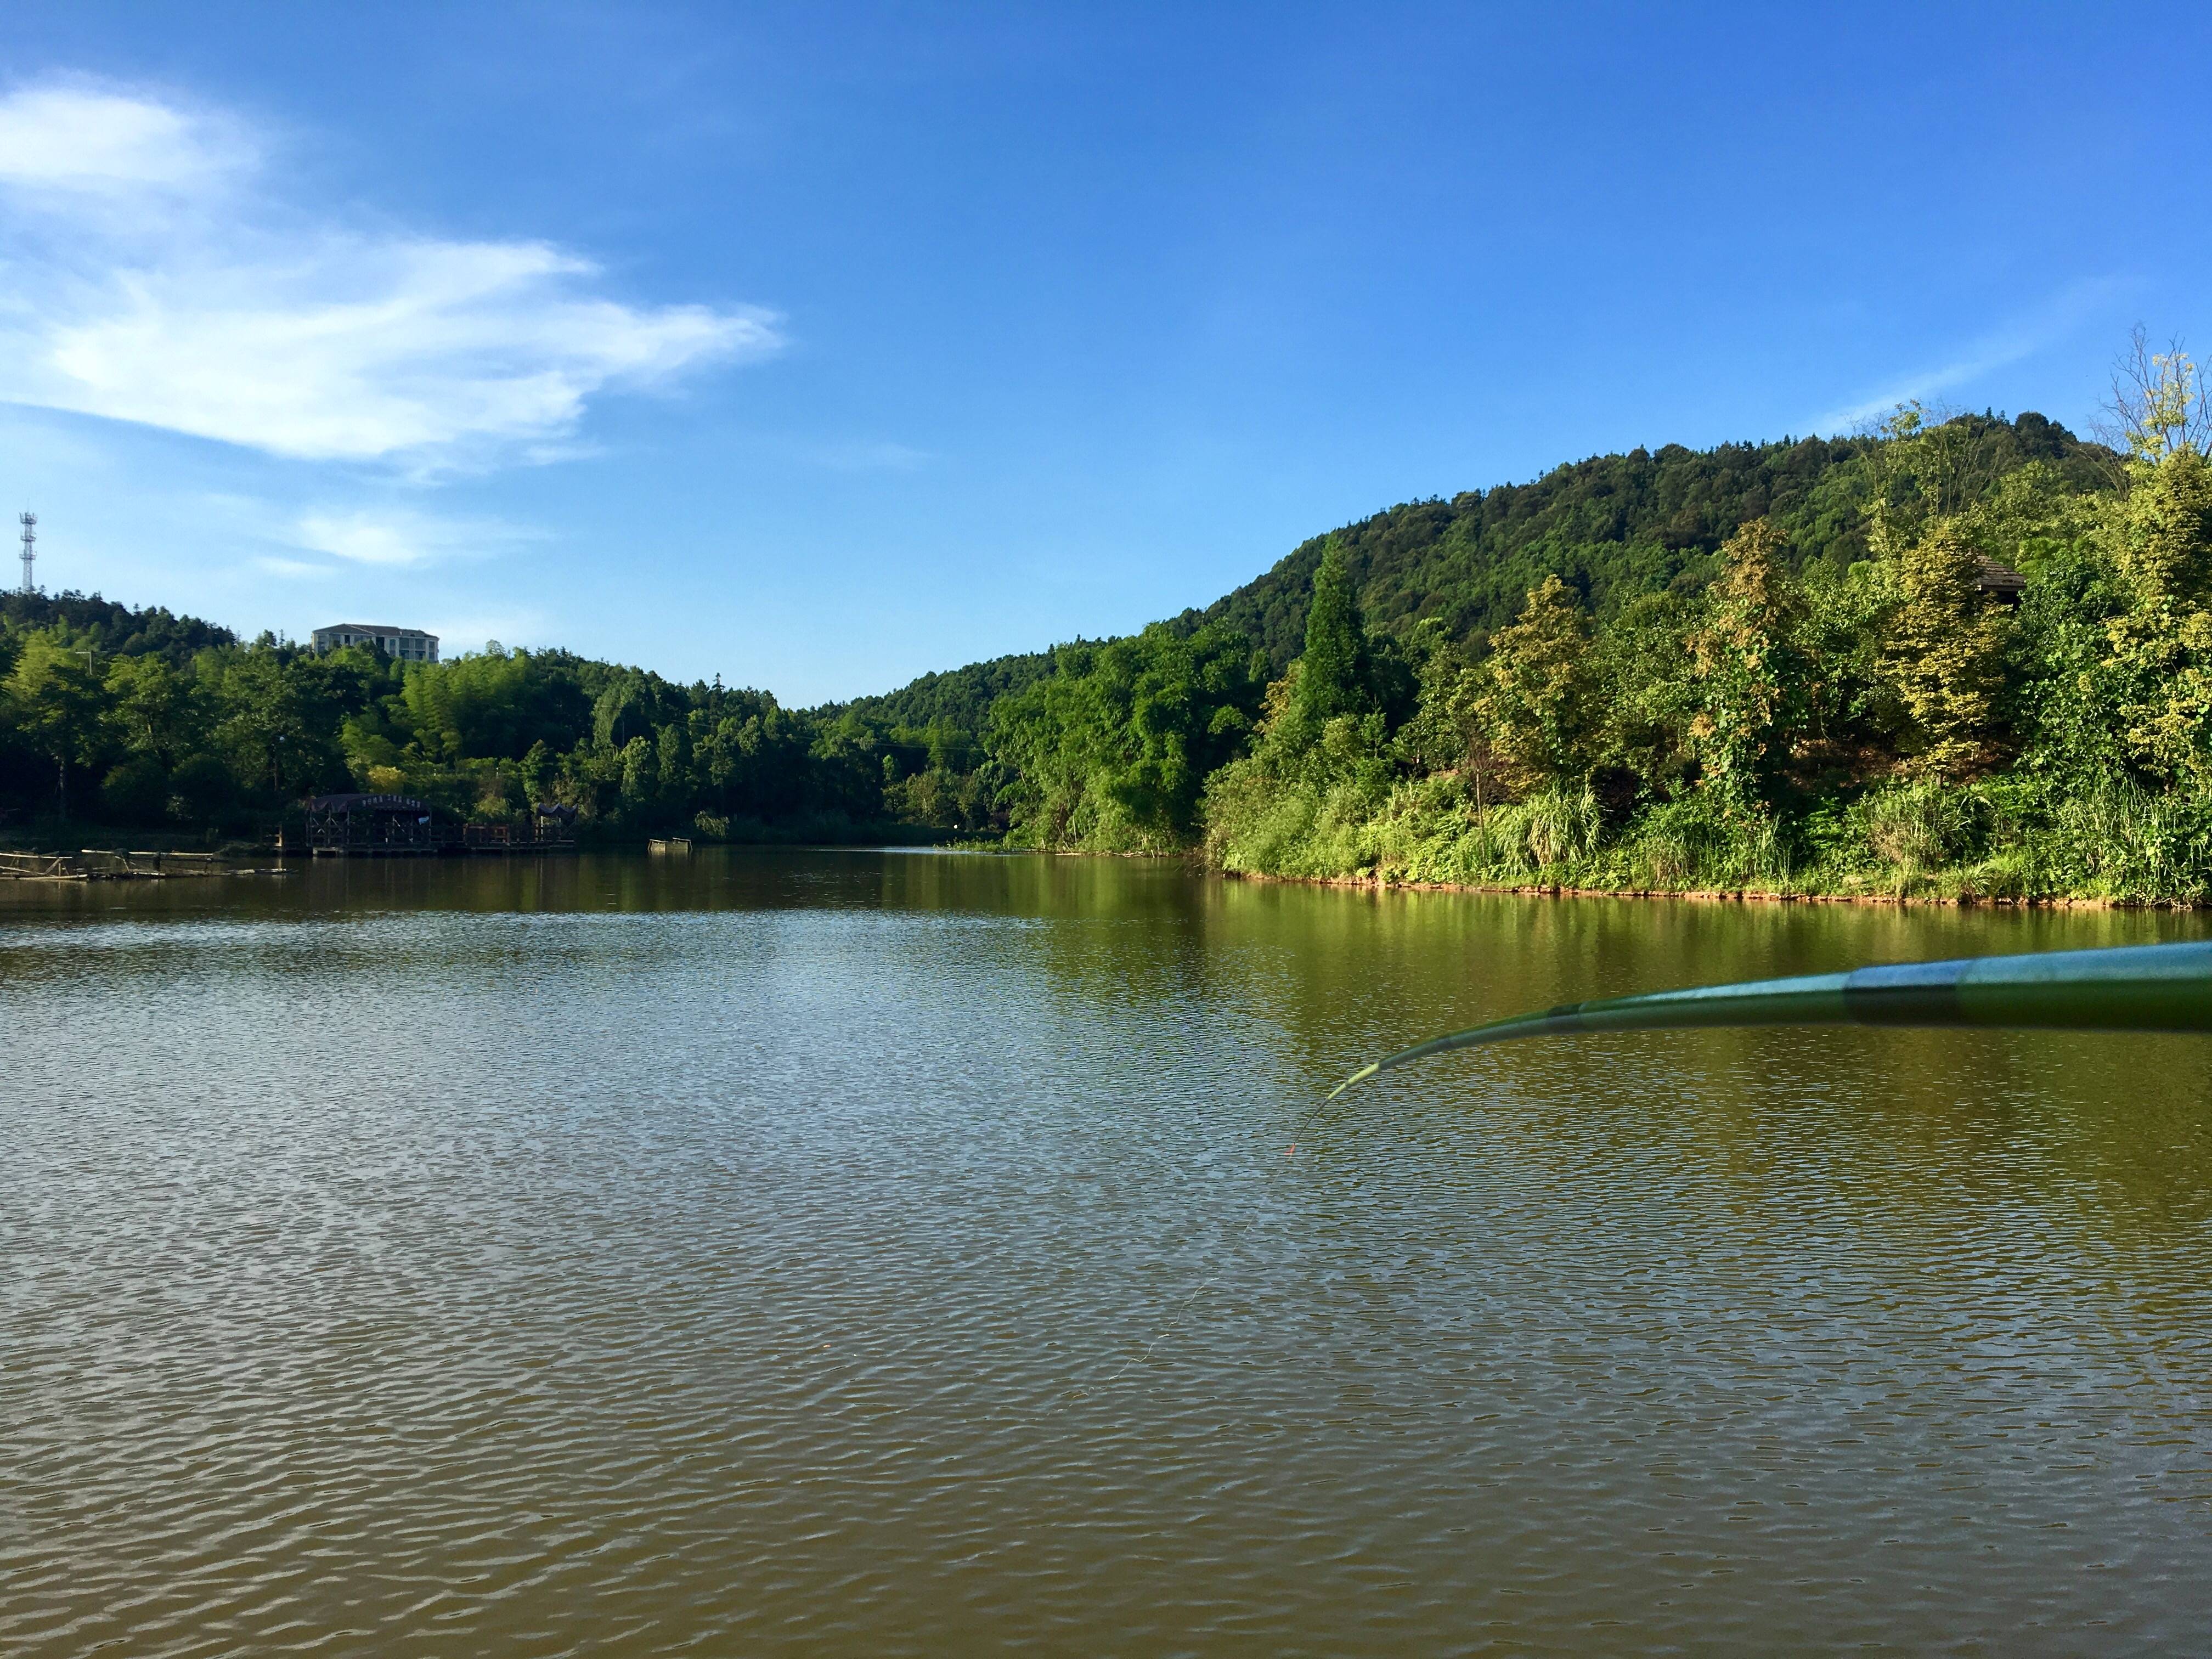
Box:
left=817, top=646, right=1054, bottom=735
left=1182, top=413, right=2111, bottom=673
left=0, top=591, right=237, bottom=665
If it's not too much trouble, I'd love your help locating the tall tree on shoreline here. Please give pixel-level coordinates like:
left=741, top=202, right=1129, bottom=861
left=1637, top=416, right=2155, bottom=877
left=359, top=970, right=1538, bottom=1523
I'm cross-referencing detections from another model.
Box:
left=2101, top=347, right=2212, bottom=784
left=5, top=633, right=108, bottom=819
left=1686, top=518, right=1808, bottom=816
left=1881, top=520, right=2009, bottom=780
left=1292, top=537, right=1376, bottom=731
left=1475, top=575, right=1600, bottom=794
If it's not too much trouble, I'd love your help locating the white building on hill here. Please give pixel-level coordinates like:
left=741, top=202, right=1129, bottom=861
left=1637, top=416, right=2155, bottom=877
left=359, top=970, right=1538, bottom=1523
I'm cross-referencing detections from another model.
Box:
left=312, top=623, right=440, bottom=663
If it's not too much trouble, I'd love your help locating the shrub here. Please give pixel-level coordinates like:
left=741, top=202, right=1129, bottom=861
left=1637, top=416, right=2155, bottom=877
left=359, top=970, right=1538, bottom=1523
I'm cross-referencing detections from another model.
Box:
left=166, top=754, right=237, bottom=824
left=1857, top=781, right=1992, bottom=875
left=100, top=758, right=170, bottom=825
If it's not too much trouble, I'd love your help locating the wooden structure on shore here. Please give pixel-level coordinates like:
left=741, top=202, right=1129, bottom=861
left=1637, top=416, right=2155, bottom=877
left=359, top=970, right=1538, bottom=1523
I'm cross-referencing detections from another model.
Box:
left=301, top=793, right=578, bottom=857
left=303, top=793, right=457, bottom=855
left=0, top=849, right=274, bottom=882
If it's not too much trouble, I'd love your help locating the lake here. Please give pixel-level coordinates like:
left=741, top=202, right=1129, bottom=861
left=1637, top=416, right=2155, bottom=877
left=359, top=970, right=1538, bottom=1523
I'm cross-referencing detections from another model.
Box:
left=4, top=850, right=2211, bottom=1655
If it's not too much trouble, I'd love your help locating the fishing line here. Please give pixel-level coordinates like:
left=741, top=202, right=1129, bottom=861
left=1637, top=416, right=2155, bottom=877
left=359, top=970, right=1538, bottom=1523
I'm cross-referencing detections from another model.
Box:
left=1060, top=1271, right=1224, bottom=1401
left=1060, top=941, right=2212, bottom=1407
left=1054, top=1057, right=1382, bottom=1407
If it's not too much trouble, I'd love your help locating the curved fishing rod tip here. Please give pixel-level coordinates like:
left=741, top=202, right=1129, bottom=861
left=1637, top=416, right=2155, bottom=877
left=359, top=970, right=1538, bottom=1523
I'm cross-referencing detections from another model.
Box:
left=1325, top=1062, right=1380, bottom=1102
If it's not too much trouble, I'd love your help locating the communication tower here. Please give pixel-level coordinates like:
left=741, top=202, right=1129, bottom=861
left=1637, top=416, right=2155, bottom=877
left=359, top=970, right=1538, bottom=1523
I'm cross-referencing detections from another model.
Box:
left=17, top=512, right=34, bottom=596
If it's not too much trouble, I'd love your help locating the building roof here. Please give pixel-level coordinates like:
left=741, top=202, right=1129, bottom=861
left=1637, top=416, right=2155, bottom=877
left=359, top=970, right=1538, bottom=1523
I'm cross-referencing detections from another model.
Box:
left=1973, top=557, right=2028, bottom=595
left=314, top=623, right=437, bottom=636
left=302, top=793, right=437, bottom=812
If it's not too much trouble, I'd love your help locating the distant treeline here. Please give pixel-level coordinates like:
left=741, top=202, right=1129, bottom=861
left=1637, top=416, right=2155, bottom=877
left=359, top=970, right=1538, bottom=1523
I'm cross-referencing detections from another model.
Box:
left=10, top=337, right=2212, bottom=901
left=0, top=601, right=995, bottom=842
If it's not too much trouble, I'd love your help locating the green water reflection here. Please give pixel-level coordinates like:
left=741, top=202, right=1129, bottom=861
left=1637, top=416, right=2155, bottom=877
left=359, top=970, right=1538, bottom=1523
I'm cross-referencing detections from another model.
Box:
left=3, top=850, right=2210, bottom=1654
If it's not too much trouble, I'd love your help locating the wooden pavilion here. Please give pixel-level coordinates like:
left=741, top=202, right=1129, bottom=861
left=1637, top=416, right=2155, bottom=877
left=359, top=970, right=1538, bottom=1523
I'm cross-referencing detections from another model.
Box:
left=302, top=793, right=460, bottom=855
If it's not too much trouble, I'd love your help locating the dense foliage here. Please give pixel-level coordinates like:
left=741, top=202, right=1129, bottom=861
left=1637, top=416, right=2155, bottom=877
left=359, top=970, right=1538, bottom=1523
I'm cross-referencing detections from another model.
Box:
left=14, top=342, right=2212, bottom=905
left=0, top=618, right=996, bottom=842
left=1181, top=411, right=2113, bottom=673
left=2, top=591, right=235, bottom=664
left=1192, top=367, right=2212, bottom=902
left=827, top=648, right=1054, bottom=738
left=986, top=623, right=1266, bottom=850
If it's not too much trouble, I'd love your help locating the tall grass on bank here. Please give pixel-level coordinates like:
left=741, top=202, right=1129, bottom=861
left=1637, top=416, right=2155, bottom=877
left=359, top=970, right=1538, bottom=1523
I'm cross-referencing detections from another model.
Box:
left=1203, top=768, right=2212, bottom=904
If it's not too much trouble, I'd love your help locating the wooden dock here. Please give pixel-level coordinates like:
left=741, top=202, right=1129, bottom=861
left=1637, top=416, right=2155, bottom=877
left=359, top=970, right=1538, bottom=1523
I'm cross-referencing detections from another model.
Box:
left=303, top=792, right=579, bottom=856
left=0, top=850, right=280, bottom=882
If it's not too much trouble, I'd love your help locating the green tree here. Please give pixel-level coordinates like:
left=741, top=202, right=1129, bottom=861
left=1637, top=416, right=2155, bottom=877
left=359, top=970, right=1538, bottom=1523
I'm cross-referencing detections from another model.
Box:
left=1293, top=538, right=1375, bottom=730
left=2112, top=445, right=2212, bottom=607
left=2103, top=441, right=2212, bottom=783
left=1392, top=618, right=1482, bottom=776
left=5, top=632, right=111, bottom=818
left=1474, top=575, right=1600, bottom=793
left=1593, top=591, right=1697, bottom=803
left=987, top=622, right=1263, bottom=849
left=208, top=650, right=337, bottom=803
left=104, top=652, right=200, bottom=767
left=1881, top=520, right=2010, bottom=779
left=1686, top=519, right=1808, bottom=815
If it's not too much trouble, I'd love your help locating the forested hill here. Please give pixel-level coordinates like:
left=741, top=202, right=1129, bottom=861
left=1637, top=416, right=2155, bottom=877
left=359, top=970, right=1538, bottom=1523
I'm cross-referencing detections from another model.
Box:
left=1, top=409, right=2128, bottom=851
left=1179, top=411, right=2114, bottom=673
left=1, top=591, right=236, bottom=664
left=815, top=646, right=1054, bottom=736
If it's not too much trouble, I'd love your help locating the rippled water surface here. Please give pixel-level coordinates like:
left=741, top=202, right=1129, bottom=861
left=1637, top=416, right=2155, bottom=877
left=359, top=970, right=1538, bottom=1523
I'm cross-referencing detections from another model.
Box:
left=5, top=851, right=2212, bottom=1655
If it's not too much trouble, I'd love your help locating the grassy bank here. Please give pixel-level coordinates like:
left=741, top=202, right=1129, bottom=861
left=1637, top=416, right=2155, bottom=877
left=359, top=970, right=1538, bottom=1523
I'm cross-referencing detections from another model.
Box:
left=1203, top=772, right=2212, bottom=906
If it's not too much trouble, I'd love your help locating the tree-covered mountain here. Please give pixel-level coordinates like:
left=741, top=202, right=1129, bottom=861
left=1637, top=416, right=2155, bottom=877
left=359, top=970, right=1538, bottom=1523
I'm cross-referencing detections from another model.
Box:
left=1, top=590, right=236, bottom=665
left=982, top=365, right=2212, bottom=902
left=9, top=397, right=2177, bottom=907
left=1179, top=412, right=2114, bottom=674
left=818, top=646, right=1055, bottom=737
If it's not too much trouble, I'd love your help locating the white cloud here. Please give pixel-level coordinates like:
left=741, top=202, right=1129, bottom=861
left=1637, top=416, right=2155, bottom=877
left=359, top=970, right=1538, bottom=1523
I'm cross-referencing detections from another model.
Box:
left=290, top=505, right=535, bottom=568
left=1808, top=279, right=2129, bottom=434
left=0, top=80, right=777, bottom=466
left=256, top=555, right=335, bottom=579
left=0, top=84, right=252, bottom=194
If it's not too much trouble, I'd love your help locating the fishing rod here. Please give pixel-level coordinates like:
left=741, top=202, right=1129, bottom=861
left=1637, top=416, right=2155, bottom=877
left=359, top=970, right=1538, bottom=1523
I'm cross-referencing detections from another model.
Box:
left=1100, top=941, right=2212, bottom=1396
left=1324, top=940, right=2212, bottom=1103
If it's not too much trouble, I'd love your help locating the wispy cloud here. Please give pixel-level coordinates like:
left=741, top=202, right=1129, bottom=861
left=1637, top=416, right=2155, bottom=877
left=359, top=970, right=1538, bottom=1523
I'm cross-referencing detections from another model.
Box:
left=289, top=505, right=538, bottom=568
left=0, top=82, right=253, bottom=196
left=0, top=81, right=778, bottom=468
left=1807, top=279, right=2130, bottom=434
left=256, top=555, right=335, bottom=580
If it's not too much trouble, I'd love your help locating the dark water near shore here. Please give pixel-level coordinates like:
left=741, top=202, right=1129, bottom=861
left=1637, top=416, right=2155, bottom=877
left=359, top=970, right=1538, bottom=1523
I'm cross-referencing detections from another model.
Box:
left=5, top=851, right=2212, bottom=1655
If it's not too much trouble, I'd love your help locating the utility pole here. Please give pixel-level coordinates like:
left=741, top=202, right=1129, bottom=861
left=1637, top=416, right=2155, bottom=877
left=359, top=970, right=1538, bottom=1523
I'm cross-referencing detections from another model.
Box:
left=18, top=511, right=35, bottom=595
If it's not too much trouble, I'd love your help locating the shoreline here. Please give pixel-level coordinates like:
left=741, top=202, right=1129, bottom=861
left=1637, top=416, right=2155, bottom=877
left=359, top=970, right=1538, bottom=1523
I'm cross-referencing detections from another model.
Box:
left=1212, top=864, right=2203, bottom=910
left=922, top=843, right=2210, bottom=907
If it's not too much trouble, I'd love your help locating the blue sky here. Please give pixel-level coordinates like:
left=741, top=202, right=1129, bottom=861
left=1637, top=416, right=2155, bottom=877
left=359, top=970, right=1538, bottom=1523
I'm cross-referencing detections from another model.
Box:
left=2, top=3, right=2207, bottom=704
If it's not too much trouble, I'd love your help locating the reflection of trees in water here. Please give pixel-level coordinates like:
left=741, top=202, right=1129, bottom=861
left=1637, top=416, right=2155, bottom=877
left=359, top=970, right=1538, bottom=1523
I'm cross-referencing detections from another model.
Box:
left=1182, top=878, right=2212, bottom=1254
left=17, top=848, right=2208, bottom=1268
